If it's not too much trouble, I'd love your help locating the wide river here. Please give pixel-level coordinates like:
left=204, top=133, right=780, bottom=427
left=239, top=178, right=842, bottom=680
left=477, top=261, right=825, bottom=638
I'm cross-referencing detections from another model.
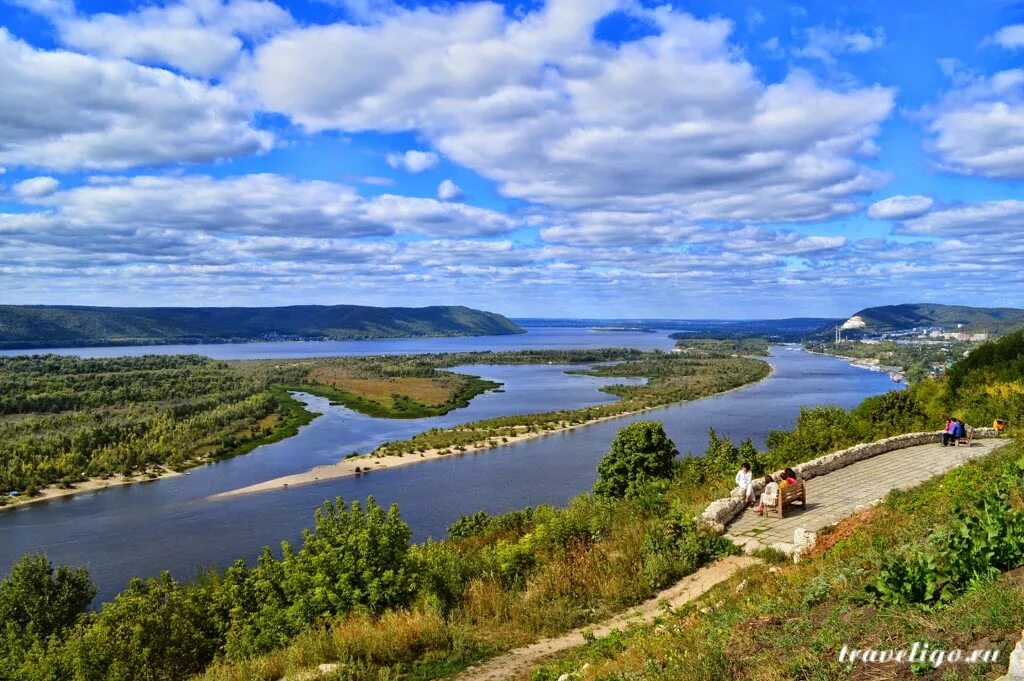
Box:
left=0, top=329, right=898, bottom=603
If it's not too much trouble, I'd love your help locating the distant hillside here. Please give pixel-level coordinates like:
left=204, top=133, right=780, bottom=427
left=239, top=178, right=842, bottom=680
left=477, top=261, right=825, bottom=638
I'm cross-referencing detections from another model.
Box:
left=668, top=317, right=841, bottom=342
left=0, top=305, right=524, bottom=349
left=847, top=304, right=1024, bottom=333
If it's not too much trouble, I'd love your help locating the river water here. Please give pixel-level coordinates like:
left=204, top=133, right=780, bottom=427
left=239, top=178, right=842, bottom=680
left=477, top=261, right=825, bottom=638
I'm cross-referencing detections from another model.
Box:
left=0, top=330, right=898, bottom=603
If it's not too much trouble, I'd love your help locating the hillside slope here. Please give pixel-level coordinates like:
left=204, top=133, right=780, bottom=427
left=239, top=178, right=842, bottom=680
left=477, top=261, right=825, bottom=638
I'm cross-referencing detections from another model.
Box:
left=0, top=304, right=524, bottom=349
left=849, top=303, right=1024, bottom=332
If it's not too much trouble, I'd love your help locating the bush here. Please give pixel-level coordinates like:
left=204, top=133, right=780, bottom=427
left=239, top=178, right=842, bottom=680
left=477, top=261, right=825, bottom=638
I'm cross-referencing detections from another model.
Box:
left=413, top=541, right=480, bottom=617
left=868, top=457, right=1024, bottom=607
left=63, top=572, right=220, bottom=681
left=594, top=422, right=677, bottom=498
left=447, top=511, right=492, bottom=540
left=641, top=509, right=735, bottom=590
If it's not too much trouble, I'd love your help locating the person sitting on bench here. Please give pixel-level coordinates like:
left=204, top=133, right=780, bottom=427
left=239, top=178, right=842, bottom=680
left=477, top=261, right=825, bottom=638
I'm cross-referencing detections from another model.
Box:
left=757, top=475, right=778, bottom=516
left=942, top=418, right=958, bottom=446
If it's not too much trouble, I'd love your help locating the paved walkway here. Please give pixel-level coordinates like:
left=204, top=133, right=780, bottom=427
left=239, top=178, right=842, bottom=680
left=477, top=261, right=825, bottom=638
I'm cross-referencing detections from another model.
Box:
left=727, top=439, right=1004, bottom=552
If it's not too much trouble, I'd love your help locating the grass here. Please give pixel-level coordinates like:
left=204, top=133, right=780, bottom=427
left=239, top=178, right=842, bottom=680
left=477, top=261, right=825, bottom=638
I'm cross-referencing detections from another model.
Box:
left=309, top=367, right=463, bottom=405
left=528, top=440, right=1024, bottom=681
left=288, top=373, right=501, bottom=419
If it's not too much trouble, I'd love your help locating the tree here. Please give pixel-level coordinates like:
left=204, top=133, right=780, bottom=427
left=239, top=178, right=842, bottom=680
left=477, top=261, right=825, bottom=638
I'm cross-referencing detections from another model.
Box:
left=63, top=572, right=221, bottom=681
left=593, top=421, right=678, bottom=498
left=0, top=553, right=94, bottom=643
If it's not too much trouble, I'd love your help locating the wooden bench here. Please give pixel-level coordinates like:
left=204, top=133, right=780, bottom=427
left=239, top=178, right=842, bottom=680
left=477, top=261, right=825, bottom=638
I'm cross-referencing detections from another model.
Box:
left=767, top=480, right=806, bottom=518
left=955, top=425, right=974, bottom=447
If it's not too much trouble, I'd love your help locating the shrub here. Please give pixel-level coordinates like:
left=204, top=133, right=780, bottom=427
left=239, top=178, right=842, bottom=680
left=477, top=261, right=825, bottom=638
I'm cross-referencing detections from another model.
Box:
left=868, top=458, right=1024, bottom=607
left=641, top=509, right=735, bottom=590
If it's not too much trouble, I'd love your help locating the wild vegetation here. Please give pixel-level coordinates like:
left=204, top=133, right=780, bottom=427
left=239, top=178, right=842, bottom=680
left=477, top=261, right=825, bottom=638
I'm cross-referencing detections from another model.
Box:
left=671, top=337, right=770, bottom=356
left=0, top=355, right=313, bottom=499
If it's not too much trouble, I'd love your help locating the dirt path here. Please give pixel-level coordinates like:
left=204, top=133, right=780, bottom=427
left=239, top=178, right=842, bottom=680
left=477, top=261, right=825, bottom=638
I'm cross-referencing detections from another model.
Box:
left=453, top=555, right=761, bottom=681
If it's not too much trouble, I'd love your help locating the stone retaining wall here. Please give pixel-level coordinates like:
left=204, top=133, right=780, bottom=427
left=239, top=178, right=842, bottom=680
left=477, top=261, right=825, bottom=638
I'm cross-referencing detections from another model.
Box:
left=698, top=428, right=999, bottom=534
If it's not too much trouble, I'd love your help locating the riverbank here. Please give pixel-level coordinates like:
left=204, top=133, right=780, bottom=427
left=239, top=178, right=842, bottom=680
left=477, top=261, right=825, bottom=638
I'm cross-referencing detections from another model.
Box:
left=212, top=360, right=777, bottom=500
left=0, top=468, right=184, bottom=511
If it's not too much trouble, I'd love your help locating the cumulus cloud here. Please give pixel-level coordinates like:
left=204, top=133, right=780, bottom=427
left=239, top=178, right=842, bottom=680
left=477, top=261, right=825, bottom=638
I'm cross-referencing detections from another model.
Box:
left=927, top=68, right=1024, bottom=178
left=796, top=25, right=886, bottom=64
left=437, top=179, right=463, bottom=200
left=900, top=200, right=1024, bottom=236
left=12, top=176, right=60, bottom=198
left=989, top=24, right=1024, bottom=50
left=248, top=2, right=894, bottom=223
left=15, top=173, right=517, bottom=239
left=867, top=195, right=934, bottom=220
left=385, top=150, right=440, bottom=173
left=0, top=29, right=271, bottom=171
left=55, top=0, right=294, bottom=77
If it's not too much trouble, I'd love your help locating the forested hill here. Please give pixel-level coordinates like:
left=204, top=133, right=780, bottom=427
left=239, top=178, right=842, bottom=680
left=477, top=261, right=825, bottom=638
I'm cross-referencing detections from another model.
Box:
left=0, top=304, right=524, bottom=349
left=849, top=303, right=1024, bottom=332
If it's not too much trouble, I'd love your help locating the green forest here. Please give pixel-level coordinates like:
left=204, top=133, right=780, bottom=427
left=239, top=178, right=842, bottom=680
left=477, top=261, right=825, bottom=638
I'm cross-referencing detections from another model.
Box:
left=0, top=304, right=523, bottom=349
left=0, top=355, right=314, bottom=497
left=848, top=302, right=1024, bottom=333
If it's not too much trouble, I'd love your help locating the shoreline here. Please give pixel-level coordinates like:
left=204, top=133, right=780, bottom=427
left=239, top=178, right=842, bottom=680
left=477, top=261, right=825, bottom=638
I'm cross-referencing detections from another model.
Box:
left=211, top=360, right=778, bottom=500
left=1, top=468, right=183, bottom=512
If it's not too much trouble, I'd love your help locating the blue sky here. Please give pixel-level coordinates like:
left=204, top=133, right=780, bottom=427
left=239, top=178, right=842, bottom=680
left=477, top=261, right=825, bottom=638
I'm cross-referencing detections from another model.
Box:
left=1, top=0, right=1023, bottom=318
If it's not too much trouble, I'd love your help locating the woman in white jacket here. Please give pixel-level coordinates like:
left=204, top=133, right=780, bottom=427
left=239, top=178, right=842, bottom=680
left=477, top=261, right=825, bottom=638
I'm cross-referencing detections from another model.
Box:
left=735, top=463, right=754, bottom=506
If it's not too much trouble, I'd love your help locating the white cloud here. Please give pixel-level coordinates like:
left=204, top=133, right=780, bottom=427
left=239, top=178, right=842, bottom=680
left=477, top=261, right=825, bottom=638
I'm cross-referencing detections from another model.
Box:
left=927, top=68, right=1024, bottom=178
left=17, top=173, right=517, bottom=238
left=385, top=150, right=440, bottom=173
left=56, top=0, right=293, bottom=77
left=900, top=200, right=1024, bottom=236
left=867, top=195, right=934, bottom=220
left=795, top=26, right=885, bottom=65
left=363, top=194, right=516, bottom=236
left=437, top=179, right=463, bottom=200
left=989, top=24, right=1024, bottom=50
left=12, top=176, right=60, bottom=198
left=248, top=2, right=894, bottom=223
left=0, top=29, right=271, bottom=171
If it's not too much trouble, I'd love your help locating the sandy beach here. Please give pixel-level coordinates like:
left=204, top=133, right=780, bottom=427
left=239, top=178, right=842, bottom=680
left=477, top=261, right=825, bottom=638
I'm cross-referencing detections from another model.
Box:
left=211, top=362, right=776, bottom=501
left=1, top=468, right=182, bottom=512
